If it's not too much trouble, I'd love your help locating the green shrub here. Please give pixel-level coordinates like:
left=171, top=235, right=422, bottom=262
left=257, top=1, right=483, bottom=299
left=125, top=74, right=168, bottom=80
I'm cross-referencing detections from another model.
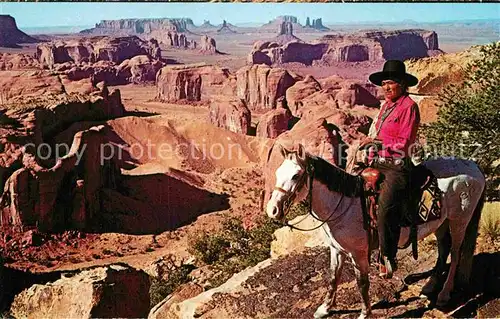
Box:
left=149, top=255, right=195, bottom=307
left=188, top=201, right=311, bottom=288
left=424, top=42, right=500, bottom=200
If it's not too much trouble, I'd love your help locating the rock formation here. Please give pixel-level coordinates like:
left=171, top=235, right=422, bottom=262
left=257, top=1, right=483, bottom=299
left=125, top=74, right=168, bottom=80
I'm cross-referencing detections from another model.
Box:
left=10, top=264, right=150, bottom=318
left=274, top=21, right=303, bottom=45
left=0, top=53, right=39, bottom=70
left=209, top=96, right=251, bottom=135
left=80, top=18, right=195, bottom=35
left=0, top=15, right=39, bottom=48
left=256, top=98, right=293, bottom=139
left=147, top=30, right=196, bottom=49
left=156, top=63, right=230, bottom=103
left=0, top=71, right=125, bottom=232
left=405, top=44, right=482, bottom=95
left=249, top=30, right=443, bottom=67
left=217, top=20, right=236, bottom=33
left=36, top=36, right=160, bottom=69
left=199, top=35, right=218, bottom=54
left=304, top=17, right=330, bottom=31
left=116, top=55, right=164, bottom=84
left=235, top=64, right=298, bottom=110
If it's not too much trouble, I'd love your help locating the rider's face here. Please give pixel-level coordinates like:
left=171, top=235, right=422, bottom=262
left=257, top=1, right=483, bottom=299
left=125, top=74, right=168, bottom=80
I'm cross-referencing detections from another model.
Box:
left=382, top=80, right=404, bottom=102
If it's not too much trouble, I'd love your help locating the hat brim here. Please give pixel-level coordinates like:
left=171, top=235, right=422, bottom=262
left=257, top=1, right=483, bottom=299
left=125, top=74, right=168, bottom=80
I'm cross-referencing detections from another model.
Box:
left=369, top=71, right=418, bottom=87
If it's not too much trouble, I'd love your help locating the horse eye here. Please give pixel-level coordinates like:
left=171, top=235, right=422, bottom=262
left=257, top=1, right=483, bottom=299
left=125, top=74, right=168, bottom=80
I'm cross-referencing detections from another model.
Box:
left=291, top=174, right=299, bottom=180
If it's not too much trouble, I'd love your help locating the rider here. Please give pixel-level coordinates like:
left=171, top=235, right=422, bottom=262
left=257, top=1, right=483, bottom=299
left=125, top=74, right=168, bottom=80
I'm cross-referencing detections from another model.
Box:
left=360, top=60, right=420, bottom=278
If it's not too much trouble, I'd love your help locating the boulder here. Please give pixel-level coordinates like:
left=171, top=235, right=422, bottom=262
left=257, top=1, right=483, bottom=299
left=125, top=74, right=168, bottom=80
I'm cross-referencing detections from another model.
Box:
left=10, top=264, right=150, bottom=318
left=271, top=215, right=328, bottom=258
left=209, top=96, right=251, bottom=135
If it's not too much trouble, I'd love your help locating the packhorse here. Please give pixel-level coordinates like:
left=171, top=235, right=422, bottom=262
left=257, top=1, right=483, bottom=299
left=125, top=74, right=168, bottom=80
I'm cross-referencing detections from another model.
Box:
left=266, top=144, right=485, bottom=319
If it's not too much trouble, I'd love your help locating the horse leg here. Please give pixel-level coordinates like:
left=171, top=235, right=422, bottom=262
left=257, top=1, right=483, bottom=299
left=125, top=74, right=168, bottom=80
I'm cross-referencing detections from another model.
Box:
left=353, top=254, right=371, bottom=319
left=436, top=218, right=468, bottom=306
left=421, top=220, right=451, bottom=296
left=314, top=246, right=345, bottom=318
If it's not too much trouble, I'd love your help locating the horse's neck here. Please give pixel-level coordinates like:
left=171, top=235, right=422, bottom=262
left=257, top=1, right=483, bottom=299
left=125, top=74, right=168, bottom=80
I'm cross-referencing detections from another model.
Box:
left=310, top=179, right=362, bottom=225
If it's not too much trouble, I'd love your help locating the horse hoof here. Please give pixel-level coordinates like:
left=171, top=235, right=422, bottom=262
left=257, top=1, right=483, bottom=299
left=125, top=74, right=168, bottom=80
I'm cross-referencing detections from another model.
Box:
left=313, top=304, right=330, bottom=318
left=420, top=280, right=436, bottom=296
left=436, top=292, right=450, bottom=307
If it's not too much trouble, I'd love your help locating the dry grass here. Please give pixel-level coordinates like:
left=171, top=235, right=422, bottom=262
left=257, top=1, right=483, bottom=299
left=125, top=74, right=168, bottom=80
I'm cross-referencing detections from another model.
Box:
left=480, top=202, right=500, bottom=243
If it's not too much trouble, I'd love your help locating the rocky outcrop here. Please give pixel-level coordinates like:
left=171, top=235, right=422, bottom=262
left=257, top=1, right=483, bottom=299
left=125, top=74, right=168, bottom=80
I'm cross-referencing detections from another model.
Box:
left=209, top=96, right=251, bottom=135
left=199, top=35, right=218, bottom=54
left=156, top=63, right=230, bottom=103
left=80, top=18, right=195, bottom=35
left=36, top=36, right=159, bottom=69
left=0, top=53, right=39, bottom=70
left=0, top=15, right=39, bottom=48
left=147, top=30, right=196, bottom=49
left=285, top=75, right=322, bottom=116
left=156, top=65, right=202, bottom=102
left=117, top=55, right=164, bottom=84
left=363, top=29, right=443, bottom=61
left=405, top=44, right=483, bottom=95
left=256, top=98, right=293, bottom=139
left=236, top=64, right=297, bottom=110
left=271, top=215, right=328, bottom=258
left=10, top=264, right=150, bottom=318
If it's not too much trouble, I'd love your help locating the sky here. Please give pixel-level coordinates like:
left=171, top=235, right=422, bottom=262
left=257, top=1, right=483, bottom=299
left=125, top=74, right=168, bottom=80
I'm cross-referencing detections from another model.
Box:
left=0, top=3, right=498, bottom=28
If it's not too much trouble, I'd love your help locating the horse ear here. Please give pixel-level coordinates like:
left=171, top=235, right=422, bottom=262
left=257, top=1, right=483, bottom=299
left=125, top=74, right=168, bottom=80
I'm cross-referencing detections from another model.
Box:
left=297, top=143, right=306, bottom=161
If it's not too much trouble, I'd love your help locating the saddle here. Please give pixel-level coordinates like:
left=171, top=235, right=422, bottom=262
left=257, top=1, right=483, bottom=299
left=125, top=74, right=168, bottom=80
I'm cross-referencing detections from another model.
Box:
left=358, top=163, right=442, bottom=260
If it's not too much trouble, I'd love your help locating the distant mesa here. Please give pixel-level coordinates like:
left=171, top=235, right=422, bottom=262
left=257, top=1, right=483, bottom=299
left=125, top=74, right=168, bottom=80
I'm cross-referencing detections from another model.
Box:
left=217, top=20, right=237, bottom=34
left=249, top=29, right=443, bottom=66
left=261, top=15, right=329, bottom=33
left=0, top=14, right=40, bottom=48
left=80, top=18, right=196, bottom=35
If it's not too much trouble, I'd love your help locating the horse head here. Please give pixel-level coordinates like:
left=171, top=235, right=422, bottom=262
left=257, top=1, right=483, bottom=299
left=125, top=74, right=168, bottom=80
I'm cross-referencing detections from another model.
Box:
left=266, top=143, right=310, bottom=220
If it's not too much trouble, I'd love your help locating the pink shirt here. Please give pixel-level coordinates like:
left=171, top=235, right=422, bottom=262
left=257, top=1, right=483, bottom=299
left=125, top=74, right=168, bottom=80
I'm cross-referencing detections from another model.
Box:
left=373, top=94, right=420, bottom=159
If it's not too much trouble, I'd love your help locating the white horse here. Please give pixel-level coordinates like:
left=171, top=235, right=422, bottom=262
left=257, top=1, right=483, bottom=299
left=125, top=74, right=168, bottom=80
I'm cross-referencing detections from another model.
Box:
left=266, top=144, right=485, bottom=319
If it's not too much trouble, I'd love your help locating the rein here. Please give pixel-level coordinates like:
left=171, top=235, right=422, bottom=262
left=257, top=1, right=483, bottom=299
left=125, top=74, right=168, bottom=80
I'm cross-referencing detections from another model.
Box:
left=274, top=159, right=346, bottom=232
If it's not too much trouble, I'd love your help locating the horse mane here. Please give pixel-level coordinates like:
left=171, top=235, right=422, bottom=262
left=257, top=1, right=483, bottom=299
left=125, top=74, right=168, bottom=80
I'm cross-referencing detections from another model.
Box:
left=306, top=154, right=364, bottom=198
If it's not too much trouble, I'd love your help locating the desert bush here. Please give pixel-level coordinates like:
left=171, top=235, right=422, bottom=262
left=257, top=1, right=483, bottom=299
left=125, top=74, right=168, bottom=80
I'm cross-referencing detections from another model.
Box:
left=188, top=201, right=310, bottom=287
left=149, top=255, right=195, bottom=307
left=480, top=202, right=500, bottom=243
left=424, top=42, right=500, bottom=200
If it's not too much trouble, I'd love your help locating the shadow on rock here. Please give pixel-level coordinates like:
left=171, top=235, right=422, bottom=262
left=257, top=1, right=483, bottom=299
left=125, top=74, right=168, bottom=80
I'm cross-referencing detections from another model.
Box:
left=98, top=173, right=230, bottom=235
left=397, top=252, right=500, bottom=318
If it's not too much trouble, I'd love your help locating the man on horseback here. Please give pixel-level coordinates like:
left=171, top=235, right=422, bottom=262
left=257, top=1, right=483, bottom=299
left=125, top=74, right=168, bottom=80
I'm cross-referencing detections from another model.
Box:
left=360, top=60, right=420, bottom=278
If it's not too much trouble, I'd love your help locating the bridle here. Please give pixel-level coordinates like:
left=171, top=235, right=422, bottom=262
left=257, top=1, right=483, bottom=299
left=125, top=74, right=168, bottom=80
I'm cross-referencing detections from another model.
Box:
left=272, top=156, right=345, bottom=232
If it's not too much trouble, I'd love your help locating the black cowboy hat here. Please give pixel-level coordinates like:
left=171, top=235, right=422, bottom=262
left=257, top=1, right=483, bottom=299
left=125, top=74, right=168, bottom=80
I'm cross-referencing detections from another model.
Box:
left=369, top=60, right=418, bottom=87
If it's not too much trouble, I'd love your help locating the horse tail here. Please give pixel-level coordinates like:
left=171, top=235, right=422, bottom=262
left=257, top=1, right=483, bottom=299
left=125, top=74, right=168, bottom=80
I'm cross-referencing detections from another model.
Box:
left=456, top=184, right=486, bottom=289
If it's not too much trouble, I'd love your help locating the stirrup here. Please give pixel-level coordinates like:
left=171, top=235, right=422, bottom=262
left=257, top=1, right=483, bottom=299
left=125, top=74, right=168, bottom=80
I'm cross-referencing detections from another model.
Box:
left=378, top=256, right=395, bottom=279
